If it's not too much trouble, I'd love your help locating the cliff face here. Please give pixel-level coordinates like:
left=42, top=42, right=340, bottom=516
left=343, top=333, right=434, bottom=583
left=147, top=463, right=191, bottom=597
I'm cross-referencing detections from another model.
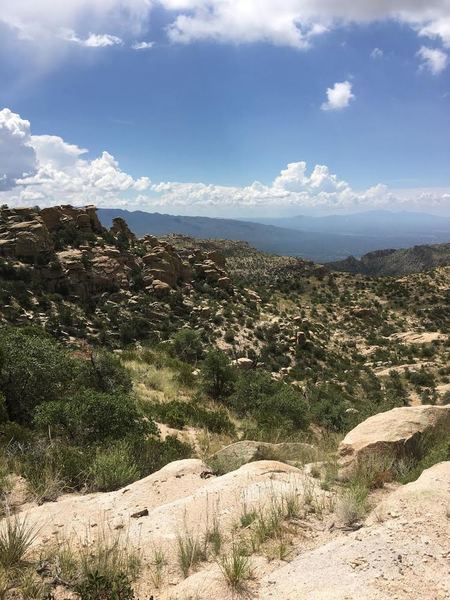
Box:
left=328, top=243, right=450, bottom=276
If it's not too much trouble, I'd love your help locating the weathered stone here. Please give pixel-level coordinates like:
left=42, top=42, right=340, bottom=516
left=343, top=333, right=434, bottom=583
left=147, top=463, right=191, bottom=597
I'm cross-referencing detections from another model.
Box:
left=338, top=405, right=450, bottom=479
left=208, top=440, right=316, bottom=472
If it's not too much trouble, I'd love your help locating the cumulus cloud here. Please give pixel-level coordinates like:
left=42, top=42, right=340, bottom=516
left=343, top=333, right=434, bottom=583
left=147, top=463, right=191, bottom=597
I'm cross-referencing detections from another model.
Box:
left=0, top=108, right=150, bottom=207
left=1, top=108, right=450, bottom=215
left=0, top=108, right=37, bottom=191
left=2, top=1, right=450, bottom=52
left=417, top=45, right=448, bottom=74
left=321, top=81, right=355, bottom=111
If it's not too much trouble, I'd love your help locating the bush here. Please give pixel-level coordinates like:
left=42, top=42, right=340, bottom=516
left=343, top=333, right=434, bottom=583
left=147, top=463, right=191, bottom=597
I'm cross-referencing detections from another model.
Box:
left=83, top=350, right=132, bottom=394
left=201, top=350, right=235, bottom=400
left=170, top=329, right=204, bottom=363
left=229, top=371, right=309, bottom=432
left=88, top=442, right=139, bottom=492
left=34, top=389, right=155, bottom=444
left=148, top=399, right=235, bottom=434
left=0, top=327, right=76, bottom=423
left=130, top=435, right=192, bottom=477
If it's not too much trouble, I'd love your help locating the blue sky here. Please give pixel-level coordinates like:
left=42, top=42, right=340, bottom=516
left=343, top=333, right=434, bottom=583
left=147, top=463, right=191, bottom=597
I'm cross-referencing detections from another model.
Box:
left=1, top=1, right=450, bottom=217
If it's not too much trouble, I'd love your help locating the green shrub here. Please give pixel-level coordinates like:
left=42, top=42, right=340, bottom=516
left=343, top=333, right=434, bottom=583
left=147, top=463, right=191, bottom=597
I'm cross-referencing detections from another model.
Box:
left=83, top=350, right=132, bottom=394
left=230, top=371, right=309, bottom=433
left=148, top=400, right=235, bottom=434
left=130, top=435, right=192, bottom=477
left=170, top=329, right=204, bottom=363
left=0, top=327, right=76, bottom=423
left=34, top=390, right=154, bottom=444
left=88, top=442, right=139, bottom=492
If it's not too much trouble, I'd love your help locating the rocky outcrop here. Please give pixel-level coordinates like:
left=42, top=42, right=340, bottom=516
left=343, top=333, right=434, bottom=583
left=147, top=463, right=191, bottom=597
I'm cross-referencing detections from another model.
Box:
left=0, top=205, right=232, bottom=304
left=40, top=204, right=103, bottom=234
left=259, top=462, right=450, bottom=600
left=337, top=405, right=450, bottom=479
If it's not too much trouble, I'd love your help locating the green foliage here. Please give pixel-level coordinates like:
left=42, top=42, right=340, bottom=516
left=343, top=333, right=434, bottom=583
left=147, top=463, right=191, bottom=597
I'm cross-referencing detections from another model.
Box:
left=0, top=327, right=75, bottom=423
left=34, top=389, right=154, bottom=444
left=230, top=371, right=309, bottom=432
left=75, top=570, right=135, bottom=600
left=0, top=516, right=37, bottom=568
left=147, top=399, right=235, bottom=434
left=83, top=350, right=133, bottom=394
left=88, top=442, right=139, bottom=492
left=170, top=329, right=204, bottom=363
left=130, top=435, right=192, bottom=478
left=201, top=349, right=236, bottom=400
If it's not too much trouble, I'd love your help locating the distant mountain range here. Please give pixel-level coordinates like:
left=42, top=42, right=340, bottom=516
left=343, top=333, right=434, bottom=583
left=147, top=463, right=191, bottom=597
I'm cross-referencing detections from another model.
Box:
left=328, top=243, right=450, bottom=276
left=98, top=209, right=450, bottom=263
left=246, top=210, right=450, bottom=238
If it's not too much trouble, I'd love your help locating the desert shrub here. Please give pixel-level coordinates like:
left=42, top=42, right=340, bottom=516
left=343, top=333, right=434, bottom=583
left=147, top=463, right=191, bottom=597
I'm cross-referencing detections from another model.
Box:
left=397, top=437, right=450, bottom=484
left=0, top=516, right=37, bottom=568
left=201, top=350, right=236, bottom=400
left=229, top=371, right=309, bottom=432
left=82, top=350, right=132, bottom=394
left=308, top=383, right=354, bottom=433
left=0, top=327, right=76, bottom=423
left=34, top=390, right=154, bottom=444
left=148, top=400, right=235, bottom=434
left=130, top=435, right=192, bottom=477
left=88, top=442, right=139, bottom=492
left=170, top=329, right=204, bottom=363
left=74, top=532, right=139, bottom=600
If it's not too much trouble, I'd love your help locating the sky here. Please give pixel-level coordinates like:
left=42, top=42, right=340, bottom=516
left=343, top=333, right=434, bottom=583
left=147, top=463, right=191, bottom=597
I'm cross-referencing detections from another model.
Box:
left=0, top=0, right=450, bottom=217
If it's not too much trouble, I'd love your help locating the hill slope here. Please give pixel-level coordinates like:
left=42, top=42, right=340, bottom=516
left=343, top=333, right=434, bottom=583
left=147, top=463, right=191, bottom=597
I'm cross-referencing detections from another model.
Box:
left=329, top=243, right=450, bottom=276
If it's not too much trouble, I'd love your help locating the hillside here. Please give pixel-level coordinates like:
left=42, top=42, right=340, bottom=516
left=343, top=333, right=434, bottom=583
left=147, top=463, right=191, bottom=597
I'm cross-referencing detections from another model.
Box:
left=0, top=204, right=449, bottom=599
left=98, top=208, right=440, bottom=262
left=329, top=242, right=450, bottom=276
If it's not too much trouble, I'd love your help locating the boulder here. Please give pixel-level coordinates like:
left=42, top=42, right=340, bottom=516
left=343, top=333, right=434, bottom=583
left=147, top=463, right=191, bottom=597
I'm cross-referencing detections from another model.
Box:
left=208, top=440, right=317, bottom=472
left=233, top=357, right=254, bottom=369
left=152, top=279, right=172, bottom=297
left=338, top=405, right=450, bottom=479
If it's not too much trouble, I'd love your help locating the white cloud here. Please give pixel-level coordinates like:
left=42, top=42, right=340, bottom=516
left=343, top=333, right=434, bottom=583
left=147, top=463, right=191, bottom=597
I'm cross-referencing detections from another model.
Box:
left=0, top=108, right=150, bottom=206
left=370, top=47, right=383, bottom=58
left=1, top=108, right=450, bottom=215
left=61, top=29, right=123, bottom=47
left=2, top=1, right=450, bottom=52
left=417, top=45, right=448, bottom=74
left=321, top=81, right=355, bottom=111
left=0, top=108, right=37, bottom=191
left=132, top=40, right=155, bottom=49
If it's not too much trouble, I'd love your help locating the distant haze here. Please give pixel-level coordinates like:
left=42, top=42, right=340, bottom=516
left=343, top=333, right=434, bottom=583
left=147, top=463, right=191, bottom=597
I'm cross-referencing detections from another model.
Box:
left=99, top=208, right=450, bottom=263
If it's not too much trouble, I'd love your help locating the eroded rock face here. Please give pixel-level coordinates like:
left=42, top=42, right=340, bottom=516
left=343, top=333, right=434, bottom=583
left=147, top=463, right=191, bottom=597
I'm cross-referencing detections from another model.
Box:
left=337, top=405, right=450, bottom=479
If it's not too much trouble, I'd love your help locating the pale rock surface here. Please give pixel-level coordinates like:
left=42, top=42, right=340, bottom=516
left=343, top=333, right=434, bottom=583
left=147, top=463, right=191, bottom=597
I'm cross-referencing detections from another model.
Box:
left=259, top=462, right=450, bottom=600
left=338, top=405, right=450, bottom=478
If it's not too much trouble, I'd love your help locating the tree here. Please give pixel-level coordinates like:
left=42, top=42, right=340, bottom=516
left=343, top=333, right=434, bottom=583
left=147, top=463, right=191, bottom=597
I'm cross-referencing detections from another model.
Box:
left=201, top=350, right=235, bottom=400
